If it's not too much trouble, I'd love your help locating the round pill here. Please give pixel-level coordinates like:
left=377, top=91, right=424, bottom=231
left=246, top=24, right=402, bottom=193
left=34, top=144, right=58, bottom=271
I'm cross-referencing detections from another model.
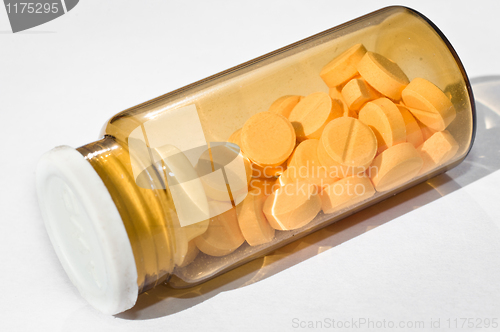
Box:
left=401, top=77, right=456, bottom=131
left=236, top=189, right=275, bottom=246
left=417, top=130, right=459, bottom=174
left=268, top=95, right=303, bottom=119
left=320, top=176, right=375, bottom=214
left=358, top=98, right=406, bottom=153
left=369, top=142, right=423, bottom=192
left=263, top=181, right=321, bottom=231
left=320, top=43, right=367, bottom=88
left=357, top=52, right=409, bottom=100
left=288, top=92, right=343, bottom=141
left=341, top=78, right=380, bottom=111
left=194, top=201, right=245, bottom=257
left=397, top=104, right=424, bottom=148
left=241, top=112, right=296, bottom=166
left=286, top=139, right=338, bottom=189
left=318, top=117, right=377, bottom=177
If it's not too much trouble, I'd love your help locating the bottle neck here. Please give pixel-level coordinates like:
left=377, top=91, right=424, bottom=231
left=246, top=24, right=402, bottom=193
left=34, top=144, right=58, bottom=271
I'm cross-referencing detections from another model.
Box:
left=77, top=136, right=175, bottom=293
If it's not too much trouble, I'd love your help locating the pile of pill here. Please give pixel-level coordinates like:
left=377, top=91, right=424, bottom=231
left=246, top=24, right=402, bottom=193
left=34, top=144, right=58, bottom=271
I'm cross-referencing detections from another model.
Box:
left=186, top=43, right=459, bottom=263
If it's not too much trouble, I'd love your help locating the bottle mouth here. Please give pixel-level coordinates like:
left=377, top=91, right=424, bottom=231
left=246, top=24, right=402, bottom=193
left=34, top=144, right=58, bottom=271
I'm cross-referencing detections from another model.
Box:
left=36, top=146, right=138, bottom=315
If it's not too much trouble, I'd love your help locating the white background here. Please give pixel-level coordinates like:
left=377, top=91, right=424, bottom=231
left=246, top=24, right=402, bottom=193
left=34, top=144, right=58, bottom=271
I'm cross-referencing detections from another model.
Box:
left=1, top=1, right=500, bottom=331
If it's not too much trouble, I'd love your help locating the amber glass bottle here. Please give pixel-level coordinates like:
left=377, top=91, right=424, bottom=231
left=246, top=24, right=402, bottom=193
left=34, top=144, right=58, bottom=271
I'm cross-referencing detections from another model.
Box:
left=37, top=6, right=475, bottom=314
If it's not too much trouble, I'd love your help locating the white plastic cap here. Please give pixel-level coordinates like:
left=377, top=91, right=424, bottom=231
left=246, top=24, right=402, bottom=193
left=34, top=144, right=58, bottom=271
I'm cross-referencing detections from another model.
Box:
left=36, top=146, right=138, bottom=315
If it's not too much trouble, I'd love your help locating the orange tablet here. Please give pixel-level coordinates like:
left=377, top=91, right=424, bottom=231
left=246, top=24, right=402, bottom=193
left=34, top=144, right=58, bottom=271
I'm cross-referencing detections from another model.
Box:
left=358, top=98, right=406, bottom=153
left=263, top=182, right=321, bottom=230
left=369, top=142, right=423, bottom=192
left=357, top=51, right=409, bottom=100
left=288, top=91, right=342, bottom=140
left=241, top=112, right=296, bottom=166
left=320, top=44, right=367, bottom=88
left=318, top=117, right=377, bottom=177
left=401, top=78, right=456, bottom=131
